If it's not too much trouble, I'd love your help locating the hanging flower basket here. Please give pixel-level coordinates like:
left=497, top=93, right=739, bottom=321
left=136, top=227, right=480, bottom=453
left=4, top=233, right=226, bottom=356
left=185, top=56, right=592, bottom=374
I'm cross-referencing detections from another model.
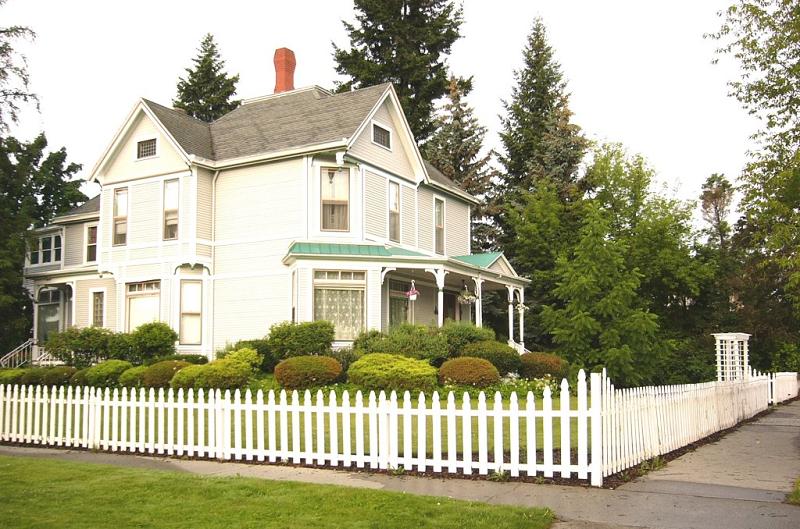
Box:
left=405, top=280, right=420, bottom=301
left=458, top=290, right=477, bottom=305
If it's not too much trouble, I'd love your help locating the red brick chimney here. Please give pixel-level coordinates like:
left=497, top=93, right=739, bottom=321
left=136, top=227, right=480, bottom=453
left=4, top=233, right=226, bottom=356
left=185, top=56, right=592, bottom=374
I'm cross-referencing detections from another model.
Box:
left=274, top=48, right=296, bottom=93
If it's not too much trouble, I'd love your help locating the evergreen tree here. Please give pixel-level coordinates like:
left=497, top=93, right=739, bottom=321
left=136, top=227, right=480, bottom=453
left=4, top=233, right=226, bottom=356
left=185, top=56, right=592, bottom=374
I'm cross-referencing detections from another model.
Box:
left=333, top=0, right=464, bottom=142
left=0, top=0, right=37, bottom=131
left=541, top=203, right=660, bottom=386
left=422, top=77, right=496, bottom=250
left=174, top=34, right=240, bottom=122
left=0, top=134, right=84, bottom=354
left=700, top=173, right=734, bottom=250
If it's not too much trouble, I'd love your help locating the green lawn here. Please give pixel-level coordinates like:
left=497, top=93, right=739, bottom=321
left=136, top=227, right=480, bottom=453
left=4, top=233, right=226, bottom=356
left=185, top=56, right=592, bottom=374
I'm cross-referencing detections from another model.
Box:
left=0, top=455, right=553, bottom=529
left=788, top=478, right=800, bottom=506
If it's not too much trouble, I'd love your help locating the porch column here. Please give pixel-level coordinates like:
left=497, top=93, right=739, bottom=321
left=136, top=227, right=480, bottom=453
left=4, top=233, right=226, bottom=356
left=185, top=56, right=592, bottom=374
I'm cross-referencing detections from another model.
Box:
left=506, top=285, right=515, bottom=343
left=425, top=268, right=448, bottom=328
left=517, top=287, right=525, bottom=352
left=472, top=277, right=484, bottom=327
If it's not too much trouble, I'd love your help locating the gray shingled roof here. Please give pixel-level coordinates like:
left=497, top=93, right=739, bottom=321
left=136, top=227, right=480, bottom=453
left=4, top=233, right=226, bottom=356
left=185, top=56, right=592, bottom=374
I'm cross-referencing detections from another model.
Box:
left=141, top=83, right=466, bottom=197
left=57, top=195, right=100, bottom=219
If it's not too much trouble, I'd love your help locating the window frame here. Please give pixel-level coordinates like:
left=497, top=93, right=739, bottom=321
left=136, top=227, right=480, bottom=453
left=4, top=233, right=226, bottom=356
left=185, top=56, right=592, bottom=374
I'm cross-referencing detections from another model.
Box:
left=125, top=280, right=160, bottom=332
left=136, top=138, right=157, bottom=160
left=163, top=178, right=179, bottom=241
left=320, top=166, right=351, bottom=232
left=85, top=223, right=98, bottom=263
left=28, top=232, right=62, bottom=267
left=371, top=121, right=392, bottom=150
left=179, top=279, right=202, bottom=346
left=89, top=288, right=106, bottom=328
left=388, top=180, right=401, bottom=243
left=434, top=196, right=445, bottom=255
left=312, top=269, right=367, bottom=341
left=113, top=187, right=128, bottom=247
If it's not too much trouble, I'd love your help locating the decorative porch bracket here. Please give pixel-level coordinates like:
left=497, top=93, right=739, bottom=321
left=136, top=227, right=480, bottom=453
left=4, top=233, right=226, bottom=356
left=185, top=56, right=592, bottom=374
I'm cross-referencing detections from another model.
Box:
left=380, top=267, right=396, bottom=284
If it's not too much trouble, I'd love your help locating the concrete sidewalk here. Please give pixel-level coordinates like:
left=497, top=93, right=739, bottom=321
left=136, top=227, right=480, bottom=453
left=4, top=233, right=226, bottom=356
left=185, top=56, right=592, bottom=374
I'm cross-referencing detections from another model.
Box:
left=2, top=400, right=800, bottom=529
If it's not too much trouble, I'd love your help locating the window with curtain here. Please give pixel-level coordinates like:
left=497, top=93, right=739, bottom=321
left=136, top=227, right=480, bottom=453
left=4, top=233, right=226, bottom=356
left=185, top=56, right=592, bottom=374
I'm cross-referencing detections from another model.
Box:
left=434, top=198, right=445, bottom=254
left=163, top=179, right=179, bottom=240
left=86, top=225, right=98, bottom=262
left=180, top=280, right=202, bottom=345
left=92, top=291, right=104, bottom=327
left=389, top=181, right=400, bottom=242
left=114, top=188, right=128, bottom=246
left=313, top=270, right=365, bottom=340
left=126, top=281, right=160, bottom=332
left=321, top=167, right=349, bottom=231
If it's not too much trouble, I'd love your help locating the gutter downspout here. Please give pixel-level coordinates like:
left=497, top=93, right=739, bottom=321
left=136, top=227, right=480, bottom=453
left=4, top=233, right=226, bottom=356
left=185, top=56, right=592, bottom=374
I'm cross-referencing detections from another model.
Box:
left=209, top=169, right=221, bottom=359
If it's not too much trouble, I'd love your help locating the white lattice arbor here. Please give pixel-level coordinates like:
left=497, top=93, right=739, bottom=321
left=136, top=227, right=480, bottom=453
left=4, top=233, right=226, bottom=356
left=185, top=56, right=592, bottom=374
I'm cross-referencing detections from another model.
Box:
left=713, top=332, right=751, bottom=381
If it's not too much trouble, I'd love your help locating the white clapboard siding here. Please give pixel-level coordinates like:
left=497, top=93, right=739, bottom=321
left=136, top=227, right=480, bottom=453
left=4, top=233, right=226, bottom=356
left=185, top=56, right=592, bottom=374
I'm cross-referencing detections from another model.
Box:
left=0, top=368, right=797, bottom=488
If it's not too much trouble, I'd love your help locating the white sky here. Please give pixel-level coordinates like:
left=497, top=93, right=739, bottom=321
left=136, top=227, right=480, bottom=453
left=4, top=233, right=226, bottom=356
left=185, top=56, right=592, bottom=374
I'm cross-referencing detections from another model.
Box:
left=6, top=0, right=757, bottom=215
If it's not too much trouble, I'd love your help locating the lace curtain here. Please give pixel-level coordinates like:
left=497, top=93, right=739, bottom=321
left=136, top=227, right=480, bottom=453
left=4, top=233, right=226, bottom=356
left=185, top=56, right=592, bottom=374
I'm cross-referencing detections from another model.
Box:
left=314, top=288, right=364, bottom=340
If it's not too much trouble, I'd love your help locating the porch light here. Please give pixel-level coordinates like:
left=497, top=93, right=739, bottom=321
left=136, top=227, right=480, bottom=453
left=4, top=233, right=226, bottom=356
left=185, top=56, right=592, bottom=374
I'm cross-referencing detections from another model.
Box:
left=458, top=281, right=477, bottom=305
left=405, top=280, right=420, bottom=301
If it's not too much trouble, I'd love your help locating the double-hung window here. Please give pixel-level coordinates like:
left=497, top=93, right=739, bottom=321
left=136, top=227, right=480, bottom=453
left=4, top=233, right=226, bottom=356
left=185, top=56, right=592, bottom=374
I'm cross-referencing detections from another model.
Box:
left=113, top=188, right=128, bottom=246
left=92, top=291, right=105, bottom=327
left=434, top=198, right=445, bottom=255
left=389, top=181, right=400, bottom=243
left=163, top=179, right=179, bottom=240
left=321, top=167, right=349, bottom=231
left=313, top=270, right=365, bottom=341
left=29, top=234, right=62, bottom=265
left=86, top=225, right=98, bottom=262
left=180, top=280, right=202, bottom=345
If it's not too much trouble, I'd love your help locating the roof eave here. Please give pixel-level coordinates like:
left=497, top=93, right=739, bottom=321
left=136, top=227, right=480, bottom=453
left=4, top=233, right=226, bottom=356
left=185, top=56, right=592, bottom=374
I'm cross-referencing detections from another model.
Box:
left=188, top=139, right=349, bottom=170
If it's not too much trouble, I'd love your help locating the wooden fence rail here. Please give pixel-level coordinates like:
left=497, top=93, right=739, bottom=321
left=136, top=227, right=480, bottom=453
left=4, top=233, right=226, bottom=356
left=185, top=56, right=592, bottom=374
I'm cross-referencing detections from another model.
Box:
left=0, top=369, right=797, bottom=486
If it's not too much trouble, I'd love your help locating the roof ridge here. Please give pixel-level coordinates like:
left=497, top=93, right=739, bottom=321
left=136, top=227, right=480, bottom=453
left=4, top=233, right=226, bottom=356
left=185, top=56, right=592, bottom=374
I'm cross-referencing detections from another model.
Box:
left=141, top=98, right=212, bottom=128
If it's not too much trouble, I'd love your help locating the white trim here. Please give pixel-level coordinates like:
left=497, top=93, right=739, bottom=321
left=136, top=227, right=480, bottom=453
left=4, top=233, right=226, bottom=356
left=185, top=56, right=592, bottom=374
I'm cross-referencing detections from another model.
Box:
left=88, top=287, right=107, bottom=328
left=161, top=177, right=180, bottom=242
left=188, top=140, right=348, bottom=171
left=102, top=170, right=192, bottom=188
left=370, top=119, right=392, bottom=151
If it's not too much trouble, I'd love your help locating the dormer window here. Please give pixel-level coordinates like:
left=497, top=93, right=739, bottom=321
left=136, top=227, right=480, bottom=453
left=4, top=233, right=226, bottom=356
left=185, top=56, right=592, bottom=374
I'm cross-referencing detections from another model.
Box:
left=372, top=123, right=391, bottom=149
left=137, top=138, right=157, bottom=159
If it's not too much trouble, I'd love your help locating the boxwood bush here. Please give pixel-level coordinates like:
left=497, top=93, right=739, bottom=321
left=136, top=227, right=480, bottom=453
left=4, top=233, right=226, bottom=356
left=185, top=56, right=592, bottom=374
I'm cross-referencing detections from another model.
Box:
left=520, top=352, right=570, bottom=380
left=440, top=321, right=495, bottom=357
left=169, top=360, right=251, bottom=391
left=0, top=369, right=27, bottom=385
left=141, top=360, right=190, bottom=389
left=130, top=322, right=178, bottom=363
left=460, top=340, right=522, bottom=376
left=119, top=366, right=148, bottom=388
left=354, top=324, right=449, bottom=366
left=274, top=356, right=342, bottom=390
left=439, top=357, right=500, bottom=388
left=69, top=368, right=89, bottom=386
left=41, top=366, right=78, bottom=387
left=268, top=321, right=334, bottom=359
left=19, top=368, right=49, bottom=386
left=347, top=353, right=437, bottom=393
left=85, top=360, right=133, bottom=387
left=144, top=354, right=208, bottom=366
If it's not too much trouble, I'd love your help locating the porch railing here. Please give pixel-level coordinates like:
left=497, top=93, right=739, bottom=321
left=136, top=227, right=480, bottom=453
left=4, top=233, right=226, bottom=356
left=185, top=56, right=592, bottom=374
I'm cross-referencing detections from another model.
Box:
left=0, top=339, right=35, bottom=368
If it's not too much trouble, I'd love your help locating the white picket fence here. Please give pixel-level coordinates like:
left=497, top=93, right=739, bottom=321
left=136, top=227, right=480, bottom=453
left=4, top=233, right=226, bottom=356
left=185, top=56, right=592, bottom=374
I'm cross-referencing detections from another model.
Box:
left=0, top=370, right=797, bottom=487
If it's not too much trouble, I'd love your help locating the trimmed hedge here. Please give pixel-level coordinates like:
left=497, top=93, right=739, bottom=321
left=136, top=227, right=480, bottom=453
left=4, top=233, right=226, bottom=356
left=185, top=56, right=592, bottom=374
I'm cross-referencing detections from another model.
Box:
left=460, top=341, right=522, bottom=376
left=70, top=368, right=89, bottom=387
left=145, top=354, right=208, bottom=366
left=19, top=368, right=49, bottom=385
left=268, top=321, right=335, bottom=359
left=0, top=369, right=26, bottom=385
left=169, top=360, right=251, bottom=391
left=347, top=353, right=437, bottom=393
left=274, top=356, right=342, bottom=390
left=141, top=360, right=190, bottom=389
left=41, top=366, right=78, bottom=386
left=85, top=360, right=133, bottom=388
left=520, top=352, right=569, bottom=380
left=45, top=327, right=112, bottom=368
left=440, top=321, right=495, bottom=357
left=119, top=366, right=148, bottom=388
left=439, top=357, right=500, bottom=388
left=354, top=324, right=449, bottom=366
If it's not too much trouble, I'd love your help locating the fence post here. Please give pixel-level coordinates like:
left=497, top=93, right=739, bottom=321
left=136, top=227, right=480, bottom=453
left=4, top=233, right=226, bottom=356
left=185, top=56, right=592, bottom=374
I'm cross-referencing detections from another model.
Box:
left=590, top=372, right=603, bottom=487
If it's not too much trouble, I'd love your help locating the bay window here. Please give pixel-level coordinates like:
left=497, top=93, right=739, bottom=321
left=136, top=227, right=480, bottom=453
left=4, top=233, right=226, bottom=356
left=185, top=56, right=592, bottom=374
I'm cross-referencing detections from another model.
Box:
left=313, top=270, right=365, bottom=340
left=180, top=280, right=202, bottom=345
left=321, top=167, right=349, bottom=231
left=389, top=181, right=400, bottom=242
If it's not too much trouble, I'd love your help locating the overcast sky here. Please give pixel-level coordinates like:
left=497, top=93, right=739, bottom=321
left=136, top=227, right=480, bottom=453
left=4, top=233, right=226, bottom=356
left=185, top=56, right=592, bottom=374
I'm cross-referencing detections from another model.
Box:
left=6, top=0, right=757, bottom=216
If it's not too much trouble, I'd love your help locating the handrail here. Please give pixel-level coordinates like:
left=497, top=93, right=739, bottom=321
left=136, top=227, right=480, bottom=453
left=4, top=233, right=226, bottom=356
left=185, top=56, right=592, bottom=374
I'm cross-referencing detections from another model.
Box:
left=0, top=339, right=35, bottom=368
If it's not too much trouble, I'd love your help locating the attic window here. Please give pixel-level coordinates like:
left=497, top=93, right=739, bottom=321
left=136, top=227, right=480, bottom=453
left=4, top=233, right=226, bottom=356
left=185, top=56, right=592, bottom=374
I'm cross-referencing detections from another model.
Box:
left=137, top=138, right=157, bottom=159
left=372, top=123, right=391, bottom=149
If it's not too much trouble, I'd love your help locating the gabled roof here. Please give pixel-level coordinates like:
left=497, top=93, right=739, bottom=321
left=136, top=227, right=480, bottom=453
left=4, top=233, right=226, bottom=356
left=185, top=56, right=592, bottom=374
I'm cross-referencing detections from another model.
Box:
left=51, top=195, right=101, bottom=222
left=142, top=100, right=214, bottom=159
left=451, top=252, right=504, bottom=268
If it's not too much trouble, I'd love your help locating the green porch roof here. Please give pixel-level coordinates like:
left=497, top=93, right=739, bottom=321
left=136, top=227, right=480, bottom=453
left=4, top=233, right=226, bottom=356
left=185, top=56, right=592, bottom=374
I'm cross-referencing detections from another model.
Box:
left=288, top=242, right=427, bottom=258
left=451, top=252, right=503, bottom=268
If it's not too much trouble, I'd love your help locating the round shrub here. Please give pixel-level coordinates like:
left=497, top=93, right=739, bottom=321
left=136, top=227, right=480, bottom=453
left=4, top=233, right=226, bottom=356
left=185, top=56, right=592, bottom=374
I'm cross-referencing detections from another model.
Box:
left=119, top=366, right=148, bottom=388
left=41, top=366, right=78, bottom=387
left=130, top=322, right=178, bottom=362
left=0, top=369, right=27, bottom=385
left=170, top=360, right=251, bottom=391
left=144, top=354, right=208, bottom=366
left=440, top=321, right=496, bottom=357
left=169, top=364, right=206, bottom=391
left=268, top=320, right=335, bottom=359
left=141, top=360, right=190, bottom=389
left=70, top=368, right=89, bottom=386
left=274, top=356, right=342, bottom=390
left=224, top=347, right=262, bottom=372
left=520, top=352, right=569, bottom=380
left=85, top=360, right=133, bottom=387
left=460, top=341, right=522, bottom=376
left=19, top=368, right=49, bottom=386
left=439, top=357, right=500, bottom=388
left=347, top=353, right=437, bottom=393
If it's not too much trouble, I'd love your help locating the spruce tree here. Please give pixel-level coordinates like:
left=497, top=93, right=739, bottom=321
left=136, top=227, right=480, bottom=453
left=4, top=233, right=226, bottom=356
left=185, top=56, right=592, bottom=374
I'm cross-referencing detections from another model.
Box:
left=174, top=34, right=240, bottom=122
left=423, top=77, right=497, bottom=250
left=333, top=0, right=464, bottom=142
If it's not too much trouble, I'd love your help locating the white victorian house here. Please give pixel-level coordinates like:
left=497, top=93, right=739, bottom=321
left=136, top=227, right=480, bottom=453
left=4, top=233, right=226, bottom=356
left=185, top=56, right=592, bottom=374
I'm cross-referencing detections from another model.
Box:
left=5, top=48, right=529, bottom=365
